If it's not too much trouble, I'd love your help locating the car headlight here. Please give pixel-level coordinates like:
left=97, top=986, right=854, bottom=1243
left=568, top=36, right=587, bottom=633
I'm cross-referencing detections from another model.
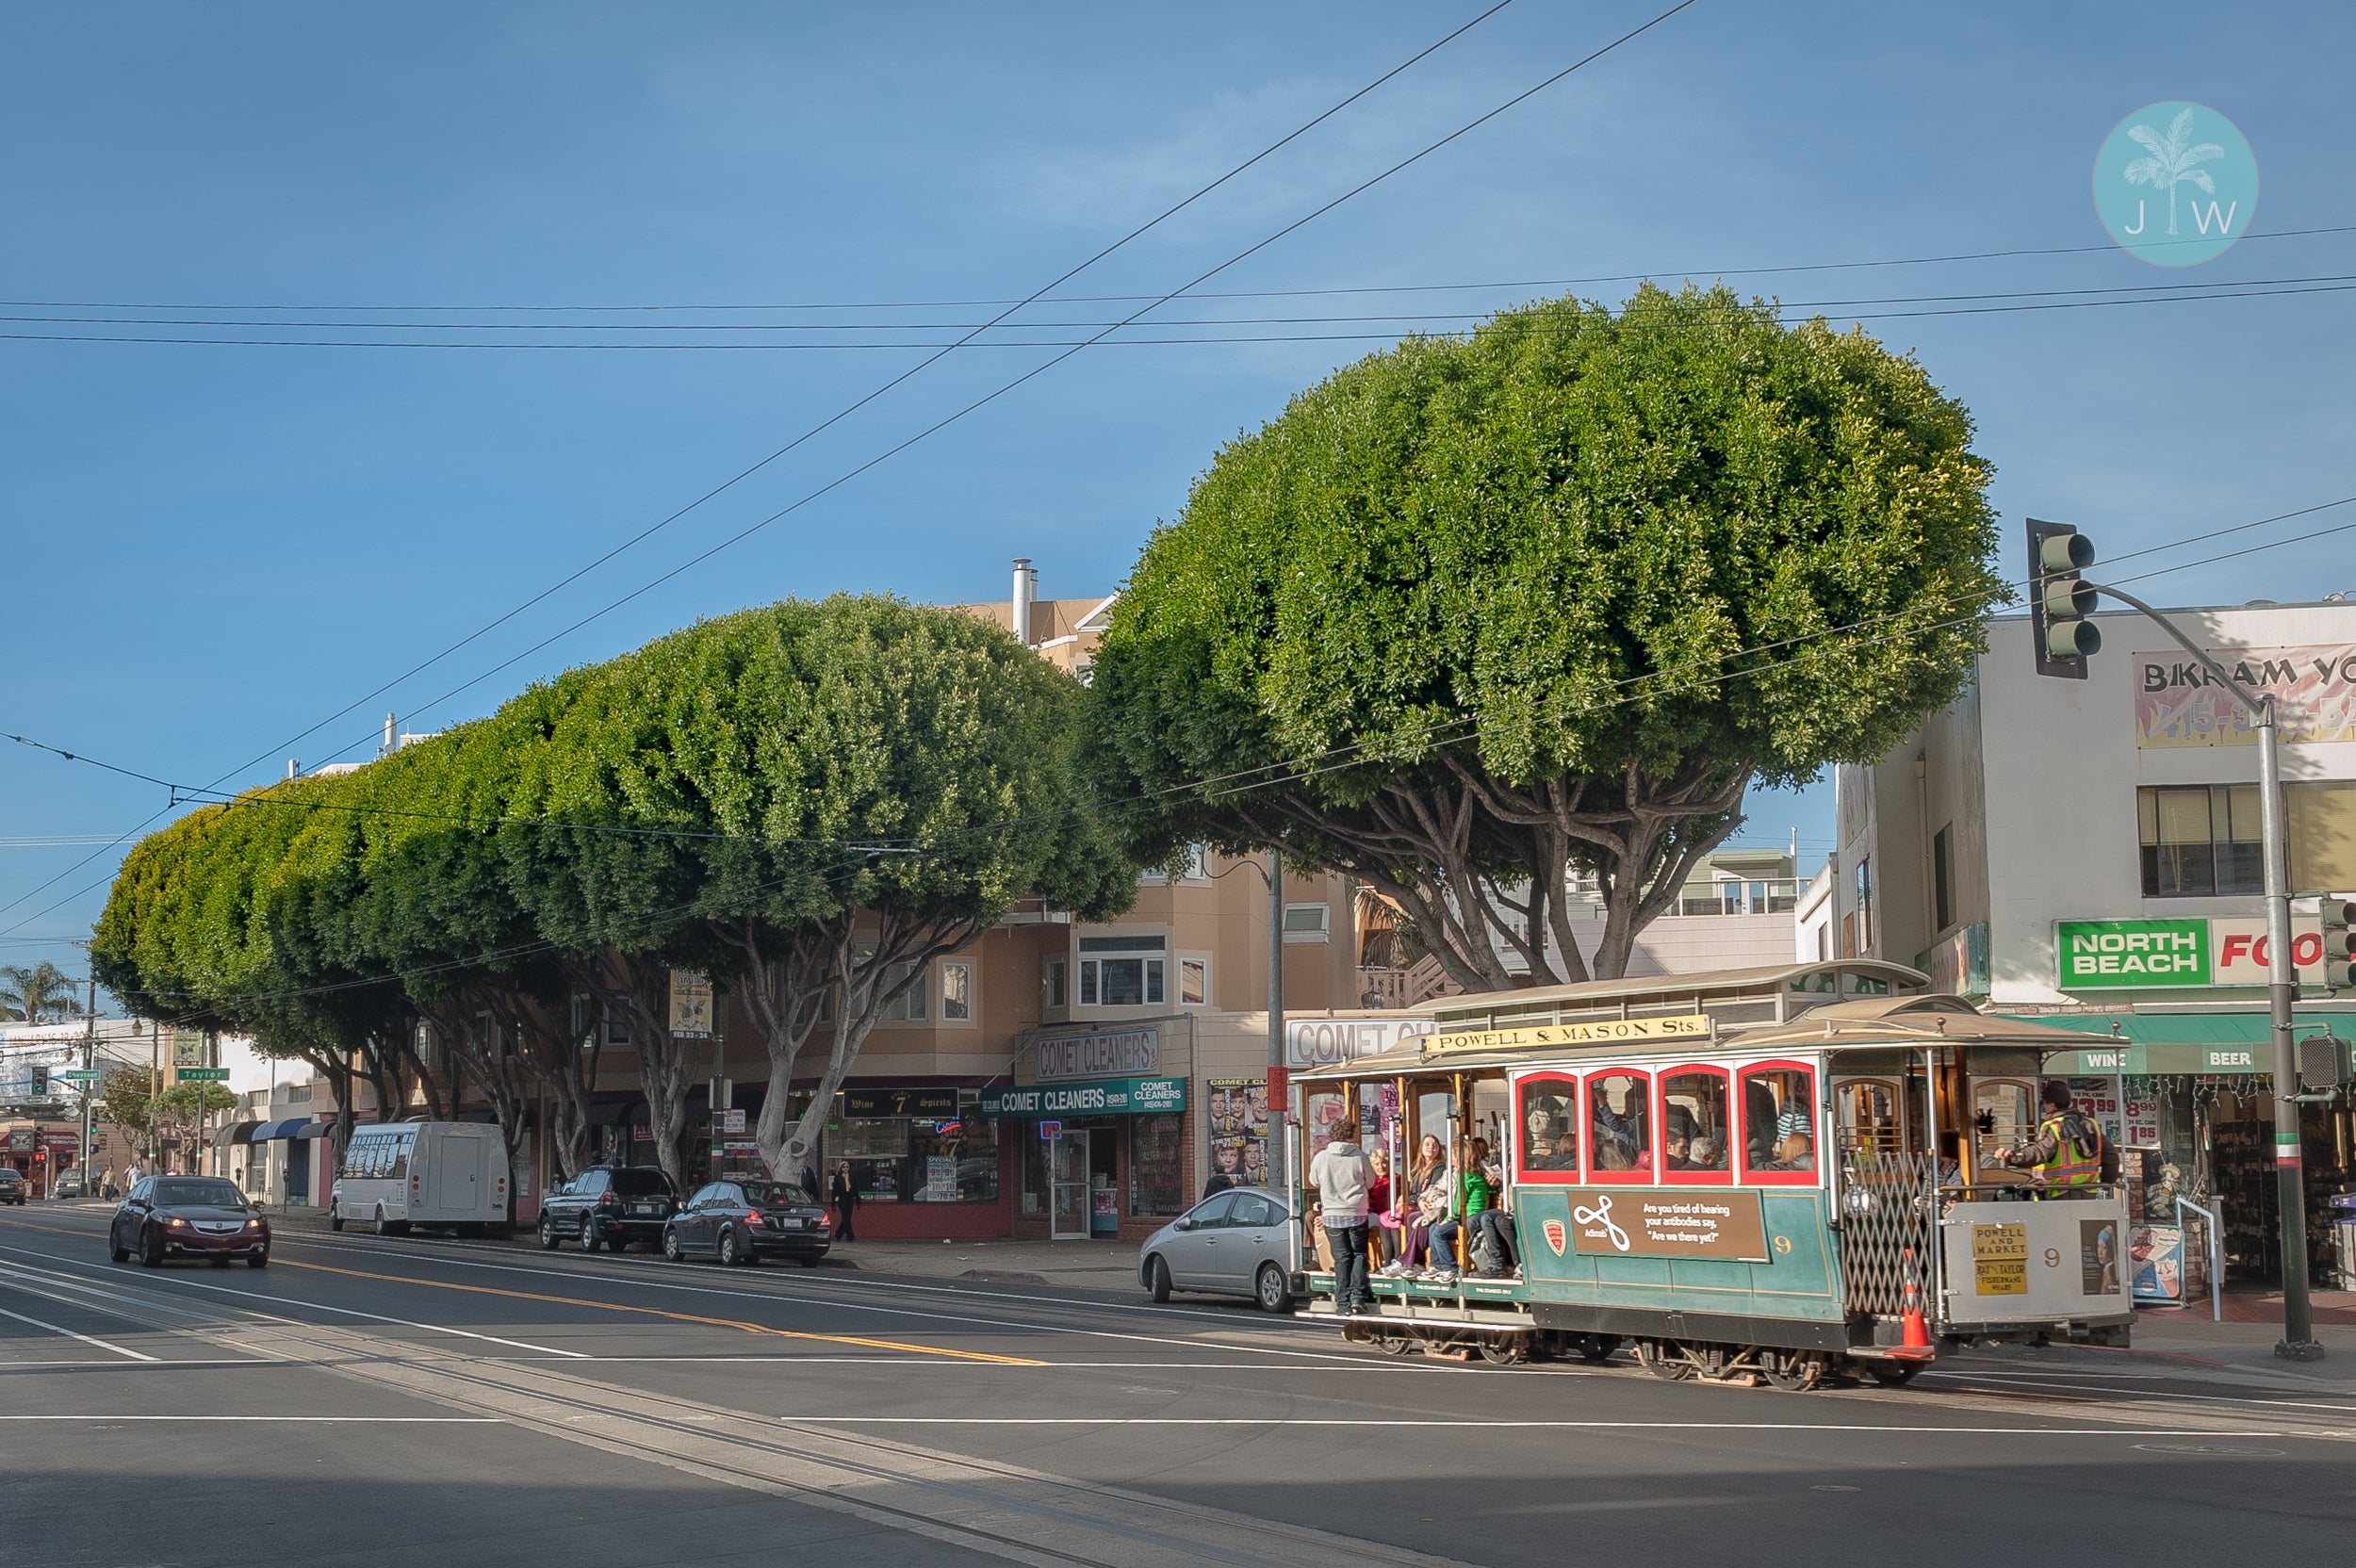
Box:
left=168, top=1217, right=187, bottom=1228
left=244, top=1217, right=263, bottom=1230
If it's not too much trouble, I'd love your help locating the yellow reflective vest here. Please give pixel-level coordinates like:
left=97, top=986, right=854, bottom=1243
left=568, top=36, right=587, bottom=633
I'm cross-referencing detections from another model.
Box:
left=2032, top=1112, right=2102, bottom=1186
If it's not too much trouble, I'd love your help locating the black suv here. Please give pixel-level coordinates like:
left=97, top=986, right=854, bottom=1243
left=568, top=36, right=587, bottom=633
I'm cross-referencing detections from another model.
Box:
left=537, top=1167, right=679, bottom=1252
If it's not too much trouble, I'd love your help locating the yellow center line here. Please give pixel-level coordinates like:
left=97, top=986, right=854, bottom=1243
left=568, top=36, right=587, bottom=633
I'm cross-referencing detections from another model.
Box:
left=271, top=1257, right=1043, bottom=1364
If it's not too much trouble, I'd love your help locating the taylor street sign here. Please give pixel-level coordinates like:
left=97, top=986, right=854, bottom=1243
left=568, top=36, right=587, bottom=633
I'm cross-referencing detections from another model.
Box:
left=175, top=1067, right=231, bottom=1082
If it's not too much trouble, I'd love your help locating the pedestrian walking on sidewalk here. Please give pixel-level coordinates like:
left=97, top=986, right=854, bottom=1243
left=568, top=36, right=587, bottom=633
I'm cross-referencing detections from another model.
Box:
left=830, top=1160, right=859, bottom=1242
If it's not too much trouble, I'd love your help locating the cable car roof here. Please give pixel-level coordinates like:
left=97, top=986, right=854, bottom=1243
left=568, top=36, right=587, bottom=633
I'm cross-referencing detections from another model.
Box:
left=1295, top=989, right=2098, bottom=1080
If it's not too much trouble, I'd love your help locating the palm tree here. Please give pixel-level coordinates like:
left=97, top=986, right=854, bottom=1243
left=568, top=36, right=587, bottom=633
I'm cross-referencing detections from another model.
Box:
left=2122, top=106, right=2224, bottom=237
left=0, top=961, right=86, bottom=1024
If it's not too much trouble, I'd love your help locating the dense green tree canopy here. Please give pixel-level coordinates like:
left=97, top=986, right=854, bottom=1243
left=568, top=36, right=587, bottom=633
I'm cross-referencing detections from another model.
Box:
left=1087, top=285, right=2002, bottom=986
left=92, top=595, right=1135, bottom=1182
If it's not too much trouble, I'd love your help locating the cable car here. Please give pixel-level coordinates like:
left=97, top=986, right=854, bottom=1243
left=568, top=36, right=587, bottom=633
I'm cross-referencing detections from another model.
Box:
left=1288, top=962, right=2133, bottom=1388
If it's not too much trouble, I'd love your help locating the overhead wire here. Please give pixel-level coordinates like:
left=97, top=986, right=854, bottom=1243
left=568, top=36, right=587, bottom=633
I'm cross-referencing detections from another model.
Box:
left=7, top=221, right=2349, bottom=314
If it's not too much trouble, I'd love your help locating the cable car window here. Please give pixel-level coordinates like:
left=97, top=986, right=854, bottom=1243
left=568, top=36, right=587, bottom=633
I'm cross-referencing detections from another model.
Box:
left=1835, top=1077, right=1904, bottom=1157
left=1739, top=1063, right=1818, bottom=1185
left=1587, top=1071, right=1651, bottom=1182
left=1660, top=1066, right=1731, bottom=1183
left=1972, top=1078, right=2035, bottom=1178
left=1514, top=1073, right=1579, bottom=1182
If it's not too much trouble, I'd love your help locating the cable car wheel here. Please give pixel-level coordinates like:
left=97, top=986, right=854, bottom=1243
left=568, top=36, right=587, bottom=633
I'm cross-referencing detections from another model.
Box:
left=1634, top=1339, right=1696, bottom=1381
left=1759, top=1350, right=1828, bottom=1393
left=1637, top=1339, right=1766, bottom=1385
left=1476, top=1337, right=1530, bottom=1366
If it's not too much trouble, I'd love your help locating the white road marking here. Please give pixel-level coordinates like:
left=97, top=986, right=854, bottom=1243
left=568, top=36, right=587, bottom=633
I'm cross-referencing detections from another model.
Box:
left=0, top=1247, right=588, bottom=1358
left=0, top=1299, right=158, bottom=1362
left=262, top=1233, right=1394, bottom=1365
left=784, top=1416, right=2298, bottom=1436
left=1928, top=1372, right=2356, bottom=1415
left=520, top=1357, right=1422, bottom=1368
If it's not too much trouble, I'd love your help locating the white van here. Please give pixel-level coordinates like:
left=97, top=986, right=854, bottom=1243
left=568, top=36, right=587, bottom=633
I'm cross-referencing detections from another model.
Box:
left=329, top=1121, right=511, bottom=1235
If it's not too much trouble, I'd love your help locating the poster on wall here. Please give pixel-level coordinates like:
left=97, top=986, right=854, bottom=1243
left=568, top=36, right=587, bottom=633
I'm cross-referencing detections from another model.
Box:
left=1206, top=1078, right=1268, bottom=1195
left=668, top=970, right=715, bottom=1038
left=2064, top=1078, right=2124, bottom=1149
left=2135, top=645, right=2356, bottom=747
left=2131, top=1225, right=2184, bottom=1301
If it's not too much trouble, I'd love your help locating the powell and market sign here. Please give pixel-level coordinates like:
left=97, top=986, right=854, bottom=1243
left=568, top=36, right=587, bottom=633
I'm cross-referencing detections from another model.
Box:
left=2056, top=917, right=2332, bottom=990
left=981, top=1077, right=1187, bottom=1119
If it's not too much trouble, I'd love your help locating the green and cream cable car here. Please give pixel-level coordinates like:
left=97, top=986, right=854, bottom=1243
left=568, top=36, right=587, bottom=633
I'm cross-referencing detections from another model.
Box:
left=1289, top=961, right=2134, bottom=1388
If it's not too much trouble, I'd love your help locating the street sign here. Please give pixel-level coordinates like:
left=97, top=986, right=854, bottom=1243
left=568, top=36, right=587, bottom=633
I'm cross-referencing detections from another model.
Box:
left=175, top=1067, right=230, bottom=1082
left=56, top=1069, right=101, bottom=1082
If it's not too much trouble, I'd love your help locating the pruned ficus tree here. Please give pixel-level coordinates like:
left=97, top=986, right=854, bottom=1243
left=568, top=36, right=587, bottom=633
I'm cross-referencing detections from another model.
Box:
left=92, top=779, right=373, bottom=1147
left=1087, top=285, right=2003, bottom=988
left=501, top=596, right=1137, bottom=1185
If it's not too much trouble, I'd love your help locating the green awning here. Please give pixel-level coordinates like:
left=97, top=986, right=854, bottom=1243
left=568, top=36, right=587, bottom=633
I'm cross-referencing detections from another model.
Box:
left=2000, top=1011, right=2353, bottom=1074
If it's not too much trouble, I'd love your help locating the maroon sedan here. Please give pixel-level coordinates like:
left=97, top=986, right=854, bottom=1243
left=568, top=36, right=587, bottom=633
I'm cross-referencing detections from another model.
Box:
left=109, top=1176, right=270, bottom=1268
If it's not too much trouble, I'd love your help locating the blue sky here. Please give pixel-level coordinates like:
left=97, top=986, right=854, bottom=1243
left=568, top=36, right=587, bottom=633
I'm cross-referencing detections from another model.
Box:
left=3, top=1, right=2350, bottom=988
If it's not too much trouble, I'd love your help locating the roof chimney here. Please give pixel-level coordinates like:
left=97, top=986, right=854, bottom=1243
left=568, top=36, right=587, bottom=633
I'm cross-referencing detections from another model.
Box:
left=1011, top=558, right=1038, bottom=645
left=384, top=713, right=399, bottom=756
left=285, top=759, right=300, bottom=780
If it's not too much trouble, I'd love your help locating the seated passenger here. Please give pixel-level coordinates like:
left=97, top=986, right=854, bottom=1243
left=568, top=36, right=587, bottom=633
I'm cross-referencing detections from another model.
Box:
left=1425, top=1137, right=1497, bottom=1284
left=1663, top=1127, right=1697, bottom=1170
left=1775, top=1102, right=1816, bottom=1169
left=1541, top=1131, right=1580, bottom=1171
left=1380, top=1135, right=1450, bottom=1278
left=1688, top=1134, right=1725, bottom=1170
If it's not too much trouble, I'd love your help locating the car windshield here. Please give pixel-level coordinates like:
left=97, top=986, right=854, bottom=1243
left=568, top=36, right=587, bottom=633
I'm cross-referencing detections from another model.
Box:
left=609, top=1169, right=673, bottom=1198
left=154, top=1179, right=246, bottom=1207
left=742, top=1181, right=816, bottom=1208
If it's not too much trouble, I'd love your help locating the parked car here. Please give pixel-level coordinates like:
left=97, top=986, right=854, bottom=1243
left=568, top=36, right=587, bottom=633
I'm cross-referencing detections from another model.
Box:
left=330, top=1121, right=512, bottom=1235
left=0, top=1168, right=26, bottom=1205
left=53, top=1168, right=87, bottom=1200
left=539, top=1166, right=679, bottom=1251
left=108, top=1176, right=270, bottom=1267
left=663, top=1178, right=832, bottom=1266
left=1137, top=1186, right=1296, bottom=1312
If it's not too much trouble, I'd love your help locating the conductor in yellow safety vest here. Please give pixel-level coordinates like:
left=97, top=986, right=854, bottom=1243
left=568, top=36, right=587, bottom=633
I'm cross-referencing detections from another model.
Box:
left=1990, top=1081, right=2104, bottom=1190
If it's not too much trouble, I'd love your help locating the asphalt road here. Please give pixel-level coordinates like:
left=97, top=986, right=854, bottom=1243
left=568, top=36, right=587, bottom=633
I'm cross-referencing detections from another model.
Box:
left=4, top=1205, right=2353, bottom=1568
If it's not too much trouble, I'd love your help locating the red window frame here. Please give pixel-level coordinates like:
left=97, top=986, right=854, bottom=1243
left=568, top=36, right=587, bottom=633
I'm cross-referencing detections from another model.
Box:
left=1584, top=1068, right=1653, bottom=1184
left=1656, top=1063, right=1733, bottom=1186
left=1738, top=1059, right=1820, bottom=1186
left=1513, top=1072, right=1581, bottom=1184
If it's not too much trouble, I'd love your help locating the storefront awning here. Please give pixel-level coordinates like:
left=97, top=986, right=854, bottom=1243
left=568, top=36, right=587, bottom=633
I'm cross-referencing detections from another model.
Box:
left=253, top=1117, right=322, bottom=1140
left=982, top=1077, right=1186, bottom=1118
left=222, top=1120, right=262, bottom=1146
left=2007, top=1012, right=2355, bottom=1075
left=287, top=1119, right=334, bottom=1139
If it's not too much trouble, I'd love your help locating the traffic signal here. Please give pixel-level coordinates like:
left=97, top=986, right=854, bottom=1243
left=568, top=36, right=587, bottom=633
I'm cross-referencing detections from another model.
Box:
left=28, top=1065, right=46, bottom=1096
left=2323, top=898, right=2356, bottom=993
left=2028, top=519, right=2100, bottom=678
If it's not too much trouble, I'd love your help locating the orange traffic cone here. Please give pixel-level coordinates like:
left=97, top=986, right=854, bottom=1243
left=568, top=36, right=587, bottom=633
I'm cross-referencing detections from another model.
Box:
left=1901, top=1247, right=1931, bottom=1349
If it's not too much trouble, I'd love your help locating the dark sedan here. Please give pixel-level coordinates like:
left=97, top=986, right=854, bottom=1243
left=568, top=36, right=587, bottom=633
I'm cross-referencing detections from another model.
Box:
left=108, top=1176, right=270, bottom=1267
left=663, top=1179, right=832, bottom=1266
left=0, top=1168, right=26, bottom=1205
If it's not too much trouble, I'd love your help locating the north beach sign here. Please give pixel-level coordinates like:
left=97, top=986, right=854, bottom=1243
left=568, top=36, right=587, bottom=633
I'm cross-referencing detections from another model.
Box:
left=2056, top=919, right=2209, bottom=989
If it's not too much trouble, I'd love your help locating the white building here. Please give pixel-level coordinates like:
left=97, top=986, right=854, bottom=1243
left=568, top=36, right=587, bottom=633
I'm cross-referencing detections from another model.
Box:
left=1828, top=596, right=2356, bottom=1280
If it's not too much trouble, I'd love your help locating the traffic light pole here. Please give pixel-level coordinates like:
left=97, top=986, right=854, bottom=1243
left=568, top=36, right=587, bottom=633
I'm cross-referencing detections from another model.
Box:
left=2087, top=580, right=2324, bottom=1361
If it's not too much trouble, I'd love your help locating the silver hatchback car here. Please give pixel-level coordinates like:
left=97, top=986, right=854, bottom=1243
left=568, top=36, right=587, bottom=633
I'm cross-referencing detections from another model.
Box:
left=1138, top=1186, right=1297, bottom=1312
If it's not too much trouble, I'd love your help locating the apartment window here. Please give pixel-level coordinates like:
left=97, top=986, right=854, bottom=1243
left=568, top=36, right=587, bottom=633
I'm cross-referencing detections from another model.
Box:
left=941, top=961, right=973, bottom=1023
left=1180, top=956, right=1209, bottom=1007
left=2138, top=784, right=2264, bottom=896
left=2288, top=780, right=2356, bottom=891
left=1282, top=903, right=1331, bottom=944
left=570, top=992, right=595, bottom=1047
left=604, top=997, right=632, bottom=1047
left=413, top=1021, right=436, bottom=1069
left=879, top=960, right=929, bottom=1022
left=1043, top=956, right=1068, bottom=1010
left=1180, top=843, right=1209, bottom=880
left=1852, top=858, right=1873, bottom=953
left=1079, top=935, right=1166, bottom=1007
left=1932, top=825, right=1954, bottom=933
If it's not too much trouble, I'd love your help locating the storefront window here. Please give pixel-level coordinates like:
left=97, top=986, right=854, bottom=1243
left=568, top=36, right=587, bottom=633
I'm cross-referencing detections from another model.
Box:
left=833, top=1088, right=998, bottom=1202
left=1129, top=1113, right=1185, bottom=1216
